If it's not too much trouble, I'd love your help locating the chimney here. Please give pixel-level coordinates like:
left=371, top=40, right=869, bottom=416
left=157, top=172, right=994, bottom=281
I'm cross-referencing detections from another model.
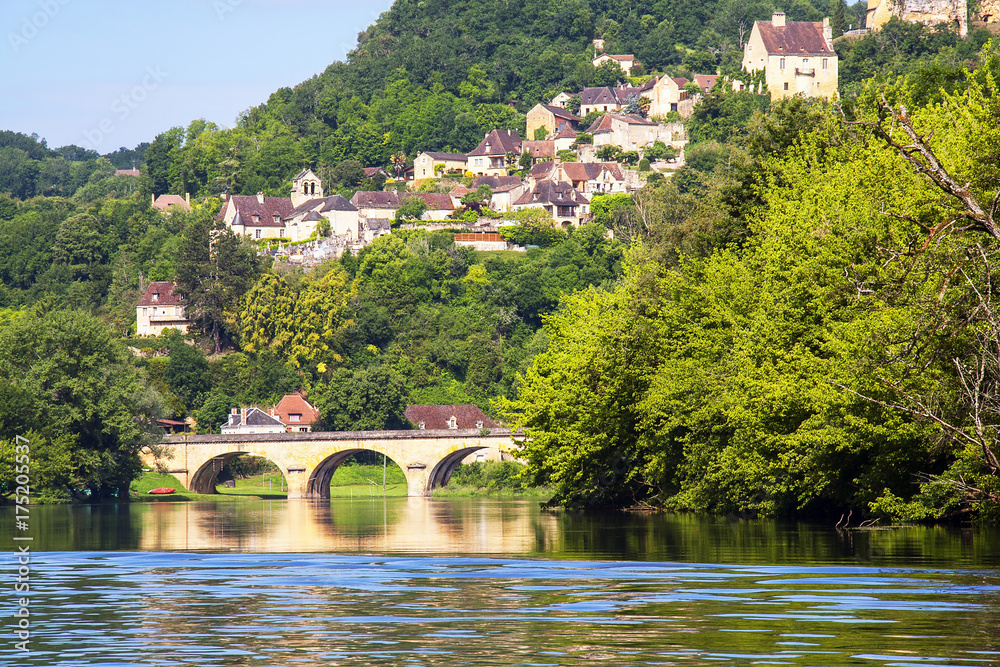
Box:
left=186, top=192, right=191, bottom=206
left=151, top=194, right=156, bottom=206
left=772, top=11, right=786, bottom=27
left=256, top=192, right=265, bottom=204
left=823, top=16, right=832, bottom=44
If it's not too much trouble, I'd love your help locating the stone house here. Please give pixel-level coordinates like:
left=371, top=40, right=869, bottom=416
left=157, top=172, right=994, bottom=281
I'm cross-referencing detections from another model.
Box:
left=586, top=112, right=661, bottom=151
left=552, top=126, right=579, bottom=152
left=405, top=404, right=498, bottom=430
left=221, top=407, right=286, bottom=435
left=221, top=192, right=297, bottom=241
left=512, top=180, right=590, bottom=229
left=467, top=130, right=523, bottom=176
left=270, top=393, right=321, bottom=433
left=549, top=91, right=573, bottom=108
left=526, top=104, right=580, bottom=140
left=592, top=53, right=638, bottom=74
left=533, top=161, right=632, bottom=195
left=414, top=152, right=469, bottom=179
left=646, top=76, right=695, bottom=118
left=742, top=13, right=838, bottom=100
left=351, top=191, right=401, bottom=222
left=136, top=281, right=190, bottom=336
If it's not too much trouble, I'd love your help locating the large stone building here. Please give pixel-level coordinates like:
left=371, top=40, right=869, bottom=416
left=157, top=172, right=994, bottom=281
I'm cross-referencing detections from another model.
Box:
left=742, top=13, right=838, bottom=100
left=136, top=281, right=190, bottom=336
left=866, top=0, right=968, bottom=35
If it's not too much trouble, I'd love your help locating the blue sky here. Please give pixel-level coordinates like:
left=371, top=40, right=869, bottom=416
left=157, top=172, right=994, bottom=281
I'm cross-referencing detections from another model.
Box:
left=1, top=0, right=394, bottom=153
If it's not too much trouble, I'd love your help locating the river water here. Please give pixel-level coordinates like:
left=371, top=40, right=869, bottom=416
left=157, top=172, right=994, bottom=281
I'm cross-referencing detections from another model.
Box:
left=3, top=497, right=999, bottom=666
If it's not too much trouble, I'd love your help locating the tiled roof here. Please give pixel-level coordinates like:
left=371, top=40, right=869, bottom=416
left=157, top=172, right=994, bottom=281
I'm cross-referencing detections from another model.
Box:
left=468, top=130, right=522, bottom=157
left=755, top=19, right=834, bottom=55
left=363, top=167, right=388, bottom=176
left=227, top=407, right=284, bottom=428
left=152, top=194, right=190, bottom=210
left=422, top=151, right=468, bottom=161
left=522, top=140, right=555, bottom=159
left=695, top=74, right=719, bottom=92
left=115, top=168, right=140, bottom=177
left=473, top=175, right=522, bottom=190
left=404, top=405, right=498, bottom=430
left=271, top=393, right=321, bottom=427
left=530, top=162, right=556, bottom=180
left=581, top=87, right=620, bottom=106
left=586, top=112, right=657, bottom=134
left=558, top=162, right=625, bottom=183
left=673, top=77, right=689, bottom=87
left=289, top=198, right=327, bottom=217
left=229, top=196, right=296, bottom=227
left=553, top=125, right=578, bottom=140
left=351, top=191, right=401, bottom=209
left=514, top=180, right=589, bottom=207
left=540, top=104, right=580, bottom=122
left=138, top=281, right=184, bottom=307
left=413, top=192, right=454, bottom=210
left=320, top=194, right=358, bottom=212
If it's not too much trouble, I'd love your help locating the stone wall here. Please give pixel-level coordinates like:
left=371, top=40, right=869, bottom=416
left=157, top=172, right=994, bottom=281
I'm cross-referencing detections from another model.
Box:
left=867, top=0, right=968, bottom=35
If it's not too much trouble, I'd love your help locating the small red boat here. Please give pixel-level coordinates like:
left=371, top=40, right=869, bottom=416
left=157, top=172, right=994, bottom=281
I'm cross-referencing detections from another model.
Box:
left=148, top=488, right=175, bottom=495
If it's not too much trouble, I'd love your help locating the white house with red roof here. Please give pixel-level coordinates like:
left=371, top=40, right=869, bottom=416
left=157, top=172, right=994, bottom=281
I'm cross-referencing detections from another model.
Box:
left=136, top=281, right=190, bottom=336
left=270, top=393, right=321, bottom=432
left=467, top=130, right=523, bottom=177
left=592, top=53, right=638, bottom=74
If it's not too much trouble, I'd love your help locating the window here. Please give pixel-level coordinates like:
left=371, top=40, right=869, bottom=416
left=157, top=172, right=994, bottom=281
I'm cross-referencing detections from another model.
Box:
left=448, top=417, right=458, bottom=429
left=273, top=214, right=280, bottom=223
left=255, top=229, right=262, bottom=239
left=783, top=82, right=789, bottom=90
left=151, top=293, right=159, bottom=302
left=279, top=229, right=285, bottom=238
left=289, top=414, right=301, bottom=422
left=418, top=421, right=425, bottom=429
left=802, top=58, right=809, bottom=64
left=779, top=58, right=785, bottom=70
left=822, top=58, right=829, bottom=70
left=476, top=421, right=484, bottom=429
left=253, top=214, right=260, bottom=222
left=670, top=103, right=678, bottom=112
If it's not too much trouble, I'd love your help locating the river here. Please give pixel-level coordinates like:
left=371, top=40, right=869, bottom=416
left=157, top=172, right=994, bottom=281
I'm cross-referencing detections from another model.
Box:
left=3, top=497, right=999, bottom=665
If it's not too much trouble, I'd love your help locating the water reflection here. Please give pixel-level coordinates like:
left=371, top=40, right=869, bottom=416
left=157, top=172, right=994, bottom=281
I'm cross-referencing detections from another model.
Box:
left=5, top=499, right=1000, bottom=567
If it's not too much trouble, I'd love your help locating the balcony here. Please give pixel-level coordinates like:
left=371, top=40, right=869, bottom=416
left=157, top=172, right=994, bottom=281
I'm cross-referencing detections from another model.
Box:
left=795, top=67, right=816, bottom=77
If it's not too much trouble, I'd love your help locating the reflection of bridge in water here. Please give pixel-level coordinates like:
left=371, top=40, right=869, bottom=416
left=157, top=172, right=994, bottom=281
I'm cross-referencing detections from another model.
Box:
left=143, top=429, right=523, bottom=498
left=137, top=496, right=558, bottom=553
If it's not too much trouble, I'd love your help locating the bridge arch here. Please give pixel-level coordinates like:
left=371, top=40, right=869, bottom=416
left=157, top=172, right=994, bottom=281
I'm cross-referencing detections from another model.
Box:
left=428, top=447, right=491, bottom=489
left=306, top=448, right=408, bottom=498
left=188, top=451, right=286, bottom=495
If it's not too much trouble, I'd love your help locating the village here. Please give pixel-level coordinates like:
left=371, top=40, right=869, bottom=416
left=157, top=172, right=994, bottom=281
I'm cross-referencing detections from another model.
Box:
left=137, top=11, right=842, bottom=272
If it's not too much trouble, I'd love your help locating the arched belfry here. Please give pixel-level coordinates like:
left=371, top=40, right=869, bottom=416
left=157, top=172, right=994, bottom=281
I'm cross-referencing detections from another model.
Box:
left=291, top=168, right=324, bottom=208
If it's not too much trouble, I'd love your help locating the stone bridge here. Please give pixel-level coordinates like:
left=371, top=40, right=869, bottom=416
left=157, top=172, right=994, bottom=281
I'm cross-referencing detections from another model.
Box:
left=141, top=429, right=523, bottom=498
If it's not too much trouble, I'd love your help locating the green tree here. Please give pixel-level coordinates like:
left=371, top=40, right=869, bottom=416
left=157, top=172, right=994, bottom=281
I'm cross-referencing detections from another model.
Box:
left=0, top=310, right=164, bottom=501
left=175, top=213, right=264, bottom=353
left=313, top=366, right=409, bottom=431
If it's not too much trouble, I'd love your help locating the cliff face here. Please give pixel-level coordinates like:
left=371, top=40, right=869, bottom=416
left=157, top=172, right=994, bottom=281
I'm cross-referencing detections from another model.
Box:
left=978, top=0, right=1000, bottom=22
left=866, top=0, right=968, bottom=35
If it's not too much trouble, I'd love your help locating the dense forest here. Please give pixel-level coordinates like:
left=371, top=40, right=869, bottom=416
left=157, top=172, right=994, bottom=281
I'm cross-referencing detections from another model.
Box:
left=2, top=0, right=1000, bottom=519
